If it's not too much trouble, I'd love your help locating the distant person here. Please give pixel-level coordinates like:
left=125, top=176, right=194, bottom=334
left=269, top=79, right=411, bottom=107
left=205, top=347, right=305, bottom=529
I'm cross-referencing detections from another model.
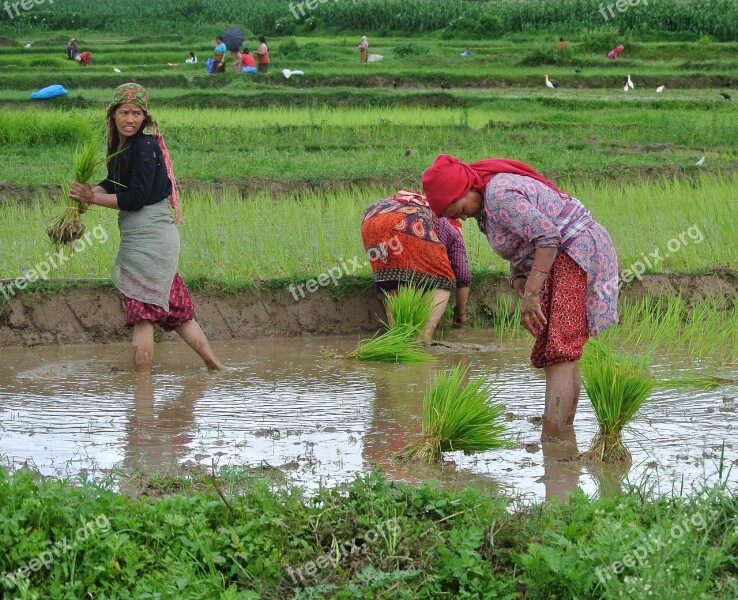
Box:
left=75, top=50, right=91, bottom=67
left=185, top=52, right=197, bottom=64
left=213, top=36, right=226, bottom=74
left=232, top=48, right=243, bottom=73
left=358, top=35, right=368, bottom=63
left=241, top=48, right=257, bottom=74
left=558, top=37, right=566, bottom=49
left=256, top=36, right=269, bottom=73
left=67, top=38, right=78, bottom=60
left=607, top=44, right=625, bottom=59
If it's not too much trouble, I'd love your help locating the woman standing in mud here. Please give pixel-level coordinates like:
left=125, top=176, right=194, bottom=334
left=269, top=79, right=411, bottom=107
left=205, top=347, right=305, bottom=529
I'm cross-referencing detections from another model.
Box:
left=361, top=190, right=471, bottom=341
left=69, top=83, right=222, bottom=373
left=422, top=155, right=618, bottom=437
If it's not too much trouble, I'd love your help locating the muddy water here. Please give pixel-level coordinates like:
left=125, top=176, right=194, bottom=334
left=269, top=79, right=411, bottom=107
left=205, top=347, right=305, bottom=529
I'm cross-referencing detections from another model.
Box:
left=0, top=333, right=735, bottom=501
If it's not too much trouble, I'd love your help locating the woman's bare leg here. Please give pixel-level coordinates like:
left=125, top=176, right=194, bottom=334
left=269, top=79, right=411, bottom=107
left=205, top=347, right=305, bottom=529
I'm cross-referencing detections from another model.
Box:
left=420, top=289, right=451, bottom=341
left=174, top=319, right=223, bottom=371
left=132, top=321, right=155, bottom=373
left=542, top=360, right=579, bottom=438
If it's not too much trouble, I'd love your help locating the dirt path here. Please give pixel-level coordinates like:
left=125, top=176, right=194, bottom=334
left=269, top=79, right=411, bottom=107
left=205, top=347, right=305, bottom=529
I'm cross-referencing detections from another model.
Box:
left=0, top=273, right=735, bottom=347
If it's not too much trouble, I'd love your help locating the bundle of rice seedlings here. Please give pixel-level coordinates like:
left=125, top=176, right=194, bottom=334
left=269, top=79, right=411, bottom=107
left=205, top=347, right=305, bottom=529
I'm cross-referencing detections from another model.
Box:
left=343, top=323, right=431, bottom=363
left=384, top=285, right=434, bottom=336
left=580, top=339, right=655, bottom=463
left=394, top=364, right=508, bottom=463
left=47, top=141, right=103, bottom=246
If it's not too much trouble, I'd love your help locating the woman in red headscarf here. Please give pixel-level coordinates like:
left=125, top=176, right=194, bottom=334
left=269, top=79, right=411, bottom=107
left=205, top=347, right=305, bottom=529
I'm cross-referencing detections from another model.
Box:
left=360, top=190, right=472, bottom=340
left=422, top=155, right=618, bottom=437
left=69, top=83, right=222, bottom=373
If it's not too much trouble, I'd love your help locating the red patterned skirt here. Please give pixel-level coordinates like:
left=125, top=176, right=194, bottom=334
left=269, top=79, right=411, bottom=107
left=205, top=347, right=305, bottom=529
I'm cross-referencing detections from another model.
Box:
left=530, top=253, right=589, bottom=368
left=361, top=198, right=455, bottom=292
left=121, top=273, right=195, bottom=331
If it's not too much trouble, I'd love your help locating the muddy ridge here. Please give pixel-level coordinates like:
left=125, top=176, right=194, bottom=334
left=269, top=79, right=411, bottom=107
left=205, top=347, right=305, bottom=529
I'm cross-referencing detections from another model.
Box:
left=1, top=273, right=736, bottom=347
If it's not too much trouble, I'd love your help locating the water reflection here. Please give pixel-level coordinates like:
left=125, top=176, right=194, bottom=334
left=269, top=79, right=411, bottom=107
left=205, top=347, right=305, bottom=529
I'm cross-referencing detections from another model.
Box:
left=0, top=336, right=735, bottom=500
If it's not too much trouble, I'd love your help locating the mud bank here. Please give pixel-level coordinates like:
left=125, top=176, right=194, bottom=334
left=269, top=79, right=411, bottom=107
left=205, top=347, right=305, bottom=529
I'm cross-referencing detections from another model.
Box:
left=0, top=272, right=736, bottom=347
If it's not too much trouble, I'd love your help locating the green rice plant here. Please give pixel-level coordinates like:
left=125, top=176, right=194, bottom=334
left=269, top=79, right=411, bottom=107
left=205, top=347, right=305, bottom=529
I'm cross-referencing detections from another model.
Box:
left=654, top=374, right=738, bottom=390
left=394, top=364, right=508, bottom=463
left=384, top=285, right=434, bottom=336
left=46, top=141, right=101, bottom=246
left=342, top=324, right=432, bottom=363
left=580, top=338, right=656, bottom=463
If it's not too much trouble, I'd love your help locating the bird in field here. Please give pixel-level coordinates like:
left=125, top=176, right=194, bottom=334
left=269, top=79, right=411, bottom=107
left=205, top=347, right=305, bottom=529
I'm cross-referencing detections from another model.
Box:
left=282, top=69, right=304, bottom=79
left=719, top=92, right=731, bottom=100
left=391, top=81, right=398, bottom=88
left=440, top=81, right=451, bottom=90
left=624, top=82, right=629, bottom=92
left=695, top=156, right=705, bottom=166
left=545, top=75, right=555, bottom=89
left=24, top=43, right=31, bottom=49
left=656, top=85, right=665, bottom=93
left=627, top=74, right=634, bottom=89
left=113, top=67, right=121, bottom=73
left=574, top=68, right=582, bottom=74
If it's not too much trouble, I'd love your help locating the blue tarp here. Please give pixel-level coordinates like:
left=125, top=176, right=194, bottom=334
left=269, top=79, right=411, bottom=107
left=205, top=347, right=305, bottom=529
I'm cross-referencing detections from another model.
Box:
left=30, top=84, right=68, bottom=99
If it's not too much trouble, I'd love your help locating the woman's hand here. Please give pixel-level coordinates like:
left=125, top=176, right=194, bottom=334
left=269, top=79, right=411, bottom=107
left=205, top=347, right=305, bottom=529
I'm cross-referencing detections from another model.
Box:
left=69, top=182, right=93, bottom=204
left=512, top=276, right=526, bottom=299
left=521, top=290, right=547, bottom=336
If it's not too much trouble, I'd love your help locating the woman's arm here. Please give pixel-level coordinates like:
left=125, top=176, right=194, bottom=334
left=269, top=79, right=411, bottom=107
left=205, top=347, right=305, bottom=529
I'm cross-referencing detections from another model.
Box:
left=69, top=184, right=120, bottom=210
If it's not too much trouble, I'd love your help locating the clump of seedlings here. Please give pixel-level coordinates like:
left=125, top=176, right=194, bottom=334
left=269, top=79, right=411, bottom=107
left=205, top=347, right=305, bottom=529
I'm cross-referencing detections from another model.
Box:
left=580, top=338, right=655, bottom=463
left=394, top=364, right=508, bottom=463
left=47, top=141, right=104, bottom=246
left=339, top=286, right=435, bottom=363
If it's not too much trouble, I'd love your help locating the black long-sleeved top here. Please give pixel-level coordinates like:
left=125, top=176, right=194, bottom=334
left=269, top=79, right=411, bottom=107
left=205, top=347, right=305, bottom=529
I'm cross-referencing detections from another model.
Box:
left=97, top=133, right=172, bottom=211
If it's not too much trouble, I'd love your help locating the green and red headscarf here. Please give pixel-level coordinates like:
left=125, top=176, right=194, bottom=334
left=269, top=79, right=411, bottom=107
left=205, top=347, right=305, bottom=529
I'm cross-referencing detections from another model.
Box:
left=106, top=83, right=182, bottom=223
left=421, top=154, right=566, bottom=217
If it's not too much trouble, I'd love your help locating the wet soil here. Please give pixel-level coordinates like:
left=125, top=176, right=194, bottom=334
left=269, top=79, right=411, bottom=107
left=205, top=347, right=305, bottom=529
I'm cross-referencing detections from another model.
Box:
left=1, top=272, right=736, bottom=347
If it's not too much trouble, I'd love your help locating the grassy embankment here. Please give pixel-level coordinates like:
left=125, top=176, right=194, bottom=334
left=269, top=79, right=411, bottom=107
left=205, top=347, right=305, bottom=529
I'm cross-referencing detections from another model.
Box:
left=0, top=468, right=736, bottom=599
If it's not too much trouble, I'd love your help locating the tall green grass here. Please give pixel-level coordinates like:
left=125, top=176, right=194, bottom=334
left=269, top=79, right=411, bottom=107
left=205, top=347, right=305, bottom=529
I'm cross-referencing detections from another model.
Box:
left=0, top=176, right=734, bottom=285
left=2, top=0, right=736, bottom=40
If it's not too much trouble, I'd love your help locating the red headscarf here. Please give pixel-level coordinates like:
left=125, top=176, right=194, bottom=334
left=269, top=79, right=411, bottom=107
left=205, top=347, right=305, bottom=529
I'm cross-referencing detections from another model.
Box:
left=421, top=154, right=564, bottom=217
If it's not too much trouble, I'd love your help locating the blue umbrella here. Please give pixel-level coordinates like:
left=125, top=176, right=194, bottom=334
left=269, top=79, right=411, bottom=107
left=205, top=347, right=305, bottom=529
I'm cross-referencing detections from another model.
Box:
left=221, top=28, right=245, bottom=52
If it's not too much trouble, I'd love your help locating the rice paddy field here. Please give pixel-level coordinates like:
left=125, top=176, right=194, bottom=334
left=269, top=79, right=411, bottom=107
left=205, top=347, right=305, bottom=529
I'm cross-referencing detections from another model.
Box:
left=1, top=3, right=738, bottom=597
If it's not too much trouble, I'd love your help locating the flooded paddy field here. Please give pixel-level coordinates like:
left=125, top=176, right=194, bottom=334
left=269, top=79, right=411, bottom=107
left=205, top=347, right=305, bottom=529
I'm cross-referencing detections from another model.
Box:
left=1, top=332, right=735, bottom=501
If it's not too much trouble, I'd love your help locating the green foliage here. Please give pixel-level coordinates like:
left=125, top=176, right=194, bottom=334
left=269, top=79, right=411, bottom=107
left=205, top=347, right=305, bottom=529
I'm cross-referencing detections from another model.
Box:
left=394, top=364, right=508, bottom=462
left=392, top=43, right=428, bottom=58
left=519, top=45, right=575, bottom=66
left=1, top=0, right=737, bottom=40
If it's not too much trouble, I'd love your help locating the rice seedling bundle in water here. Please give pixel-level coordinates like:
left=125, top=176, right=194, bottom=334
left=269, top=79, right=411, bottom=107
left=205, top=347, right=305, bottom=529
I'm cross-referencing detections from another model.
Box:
left=340, top=286, right=435, bottom=363
left=385, top=285, right=434, bottom=336
left=343, top=324, right=431, bottom=363
left=47, top=141, right=102, bottom=246
left=394, top=364, right=508, bottom=463
left=580, top=339, right=655, bottom=463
